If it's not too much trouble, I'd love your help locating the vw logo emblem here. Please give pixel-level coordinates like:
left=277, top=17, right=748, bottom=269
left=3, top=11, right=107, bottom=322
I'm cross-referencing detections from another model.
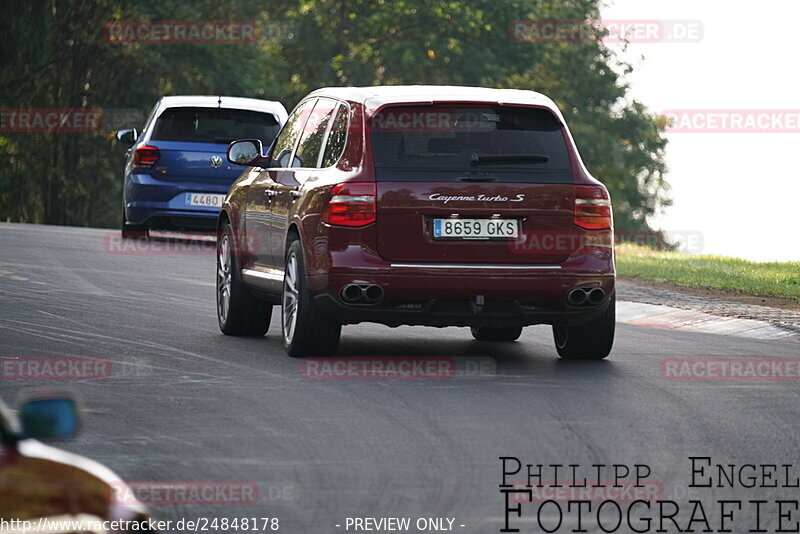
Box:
left=210, top=155, right=223, bottom=168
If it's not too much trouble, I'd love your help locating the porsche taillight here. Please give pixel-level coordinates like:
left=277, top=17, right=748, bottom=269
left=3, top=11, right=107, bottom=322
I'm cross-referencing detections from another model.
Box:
left=574, top=185, right=612, bottom=230
left=322, top=183, right=376, bottom=227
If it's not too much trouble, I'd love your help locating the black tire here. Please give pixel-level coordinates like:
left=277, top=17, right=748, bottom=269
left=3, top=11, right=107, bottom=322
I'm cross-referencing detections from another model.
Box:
left=282, top=239, right=341, bottom=357
left=121, top=210, right=148, bottom=239
left=470, top=326, right=523, bottom=342
left=553, top=294, right=615, bottom=359
left=216, top=221, right=272, bottom=336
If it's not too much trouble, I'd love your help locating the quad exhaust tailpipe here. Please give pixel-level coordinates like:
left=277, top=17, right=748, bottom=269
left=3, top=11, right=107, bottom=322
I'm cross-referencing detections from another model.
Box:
left=341, top=283, right=384, bottom=304
left=566, top=287, right=605, bottom=307
left=587, top=287, right=605, bottom=304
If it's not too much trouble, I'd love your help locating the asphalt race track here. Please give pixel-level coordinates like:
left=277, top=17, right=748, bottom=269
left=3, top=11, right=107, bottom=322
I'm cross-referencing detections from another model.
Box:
left=1, top=223, right=798, bottom=533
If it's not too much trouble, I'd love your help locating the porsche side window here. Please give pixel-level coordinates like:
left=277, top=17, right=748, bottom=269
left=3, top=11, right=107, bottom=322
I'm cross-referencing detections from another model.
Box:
left=293, top=98, right=337, bottom=168
left=270, top=99, right=316, bottom=168
left=320, top=104, right=349, bottom=168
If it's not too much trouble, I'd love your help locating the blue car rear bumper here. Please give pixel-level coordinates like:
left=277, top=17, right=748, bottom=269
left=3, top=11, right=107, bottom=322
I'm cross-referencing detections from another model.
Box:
left=124, top=172, right=230, bottom=229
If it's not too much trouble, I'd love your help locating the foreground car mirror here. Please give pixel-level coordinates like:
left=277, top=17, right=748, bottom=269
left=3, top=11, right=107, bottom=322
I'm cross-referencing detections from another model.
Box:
left=19, top=391, right=82, bottom=441
left=227, top=139, right=264, bottom=166
left=115, top=128, right=138, bottom=144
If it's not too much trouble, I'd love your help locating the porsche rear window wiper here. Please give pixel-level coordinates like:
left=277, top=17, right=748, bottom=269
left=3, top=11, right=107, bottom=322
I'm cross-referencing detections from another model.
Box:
left=470, top=153, right=550, bottom=166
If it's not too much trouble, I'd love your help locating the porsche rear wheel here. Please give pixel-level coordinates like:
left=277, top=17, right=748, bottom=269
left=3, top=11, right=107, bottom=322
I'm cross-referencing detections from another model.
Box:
left=217, top=222, right=272, bottom=336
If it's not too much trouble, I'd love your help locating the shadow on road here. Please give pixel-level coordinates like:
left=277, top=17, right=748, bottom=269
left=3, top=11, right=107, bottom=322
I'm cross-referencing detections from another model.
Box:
left=329, top=329, right=620, bottom=381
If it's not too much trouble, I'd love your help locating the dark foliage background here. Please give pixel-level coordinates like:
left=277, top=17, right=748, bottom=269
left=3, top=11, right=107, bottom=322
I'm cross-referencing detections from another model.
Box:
left=0, top=0, right=669, bottom=231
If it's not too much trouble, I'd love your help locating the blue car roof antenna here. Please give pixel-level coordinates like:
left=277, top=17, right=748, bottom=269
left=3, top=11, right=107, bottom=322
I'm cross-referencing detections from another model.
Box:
left=217, top=95, right=222, bottom=108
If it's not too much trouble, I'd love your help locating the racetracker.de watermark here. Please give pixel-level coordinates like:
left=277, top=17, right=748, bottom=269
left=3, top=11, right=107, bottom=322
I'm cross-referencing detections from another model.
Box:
left=301, top=357, right=496, bottom=380
left=371, top=108, right=457, bottom=132
left=103, top=231, right=256, bottom=256
left=615, top=230, right=704, bottom=253
left=104, top=20, right=258, bottom=44
left=370, top=108, right=498, bottom=132
left=509, top=230, right=704, bottom=255
left=0, top=356, right=112, bottom=381
left=0, top=108, right=142, bottom=133
left=661, top=357, right=800, bottom=381
left=0, top=109, right=102, bottom=133
left=110, top=482, right=260, bottom=505
left=508, top=19, right=703, bottom=44
left=662, top=110, right=800, bottom=133
left=505, top=480, right=665, bottom=505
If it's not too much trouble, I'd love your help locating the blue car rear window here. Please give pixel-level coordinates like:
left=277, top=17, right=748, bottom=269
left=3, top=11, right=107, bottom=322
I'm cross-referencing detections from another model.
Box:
left=152, top=107, right=280, bottom=146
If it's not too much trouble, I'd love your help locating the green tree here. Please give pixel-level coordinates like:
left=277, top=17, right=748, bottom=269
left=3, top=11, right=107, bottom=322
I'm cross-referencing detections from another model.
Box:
left=502, top=33, right=670, bottom=231
left=0, top=0, right=669, bottom=232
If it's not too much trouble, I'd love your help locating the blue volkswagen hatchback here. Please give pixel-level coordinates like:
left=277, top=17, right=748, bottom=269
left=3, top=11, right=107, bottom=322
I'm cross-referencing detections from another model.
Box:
left=116, top=96, right=287, bottom=237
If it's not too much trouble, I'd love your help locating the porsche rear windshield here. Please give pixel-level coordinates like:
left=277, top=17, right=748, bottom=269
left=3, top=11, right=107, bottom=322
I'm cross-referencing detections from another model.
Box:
left=369, top=105, right=573, bottom=182
left=152, top=107, right=280, bottom=146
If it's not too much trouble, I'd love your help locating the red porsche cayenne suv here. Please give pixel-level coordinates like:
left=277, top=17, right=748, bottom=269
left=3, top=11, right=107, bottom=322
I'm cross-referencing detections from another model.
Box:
left=216, top=86, right=615, bottom=359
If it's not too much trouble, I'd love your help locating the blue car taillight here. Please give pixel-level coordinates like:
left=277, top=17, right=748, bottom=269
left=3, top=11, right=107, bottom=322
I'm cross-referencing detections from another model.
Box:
left=133, top=146, right=160, bottom=168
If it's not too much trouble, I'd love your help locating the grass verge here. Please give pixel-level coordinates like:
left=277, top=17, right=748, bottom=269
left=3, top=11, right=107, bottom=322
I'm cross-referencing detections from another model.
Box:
left=616, top=244, right=800, bottom=302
